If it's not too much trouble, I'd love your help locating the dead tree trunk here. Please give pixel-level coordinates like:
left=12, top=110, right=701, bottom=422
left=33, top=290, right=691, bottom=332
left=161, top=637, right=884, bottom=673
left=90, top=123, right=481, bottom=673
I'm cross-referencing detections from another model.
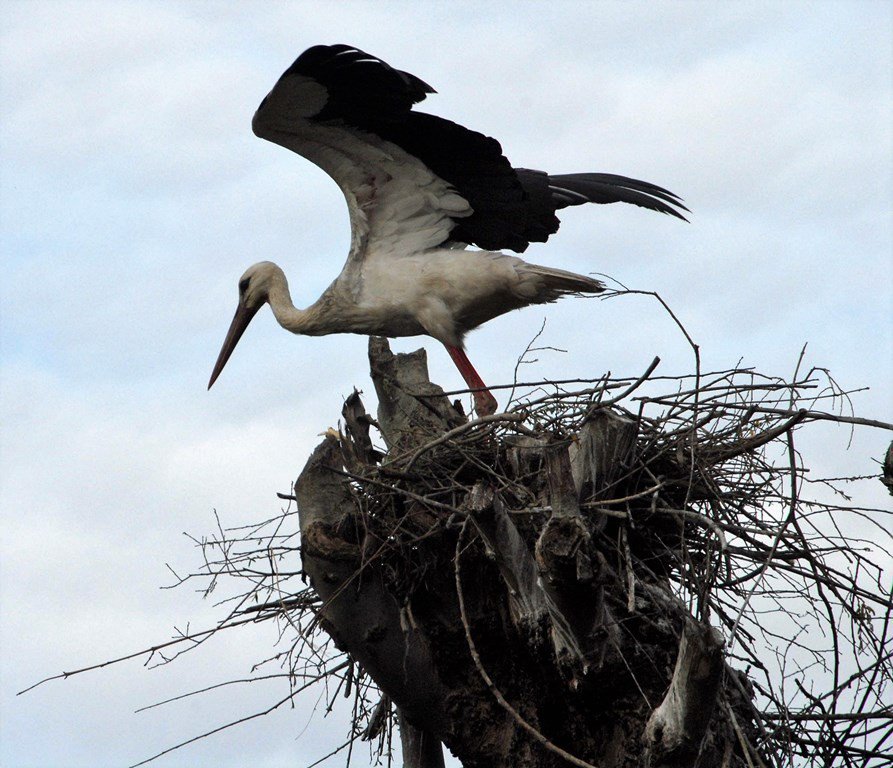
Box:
left=295, top=338, right=766, bottom=767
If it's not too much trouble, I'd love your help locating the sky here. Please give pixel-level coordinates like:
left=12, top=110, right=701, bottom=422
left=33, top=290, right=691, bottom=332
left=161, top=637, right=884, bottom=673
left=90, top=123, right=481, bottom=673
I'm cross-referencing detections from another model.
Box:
left=1, top=1, right=891, bottom=766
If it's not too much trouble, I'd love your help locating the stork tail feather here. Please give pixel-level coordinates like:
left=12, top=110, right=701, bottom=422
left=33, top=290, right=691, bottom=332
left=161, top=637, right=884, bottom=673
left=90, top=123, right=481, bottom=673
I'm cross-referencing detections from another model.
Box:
left=547, top=172, right=690, bottom=221
left=525, top=264, right=605, bottom=298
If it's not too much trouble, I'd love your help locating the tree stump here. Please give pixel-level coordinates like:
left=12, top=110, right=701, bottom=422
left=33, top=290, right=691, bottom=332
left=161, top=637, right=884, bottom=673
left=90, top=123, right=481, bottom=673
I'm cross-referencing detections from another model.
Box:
left=294, top=338, right=765, bottom=767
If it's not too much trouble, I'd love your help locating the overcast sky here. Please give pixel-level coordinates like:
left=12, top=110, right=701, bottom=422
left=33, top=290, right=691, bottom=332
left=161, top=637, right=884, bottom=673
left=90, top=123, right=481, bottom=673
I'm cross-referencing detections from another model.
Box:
left=1, top=2, right=891, bottom=766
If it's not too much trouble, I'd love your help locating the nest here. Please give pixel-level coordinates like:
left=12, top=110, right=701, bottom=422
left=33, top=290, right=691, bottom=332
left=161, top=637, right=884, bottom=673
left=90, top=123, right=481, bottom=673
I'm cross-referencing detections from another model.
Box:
left=229, top=339, right=889, bottom=767
left=49, top=338, right=890, bottom=768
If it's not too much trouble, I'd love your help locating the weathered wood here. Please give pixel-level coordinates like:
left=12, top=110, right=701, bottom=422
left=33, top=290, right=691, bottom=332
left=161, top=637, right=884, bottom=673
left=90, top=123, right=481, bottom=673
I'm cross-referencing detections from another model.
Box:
left=570, top=409, right=639, bottom=499
left=368, top=336, right=463, bottom=454
left=295, top=435, right=451, bottom=735
left=535, top=440, right=616, bottom=683
left=340, top=389, right=382, bottom=470
left=504, top=434, right=548, bottom=477
left=544, top=440, right=582, bottom=519
left=643, top=620, right=726, bottom=767
left=466, top=481, right=548, bottom=634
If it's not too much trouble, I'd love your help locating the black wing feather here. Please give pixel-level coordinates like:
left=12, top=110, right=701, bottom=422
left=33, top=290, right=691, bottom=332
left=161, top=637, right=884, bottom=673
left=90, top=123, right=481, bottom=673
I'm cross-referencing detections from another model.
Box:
left=282, top=44, right=434, bottom=120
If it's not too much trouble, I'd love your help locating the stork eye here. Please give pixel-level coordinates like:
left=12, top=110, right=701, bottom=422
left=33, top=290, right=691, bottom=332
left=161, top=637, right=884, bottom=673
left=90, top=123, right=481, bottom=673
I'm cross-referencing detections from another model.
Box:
left=238, top=278, right=250, bottom=294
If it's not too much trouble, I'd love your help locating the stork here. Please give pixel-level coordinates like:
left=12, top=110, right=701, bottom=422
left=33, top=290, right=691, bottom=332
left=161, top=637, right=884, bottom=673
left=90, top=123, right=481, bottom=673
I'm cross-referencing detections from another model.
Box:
left=209, top=44, right=687, bottom=416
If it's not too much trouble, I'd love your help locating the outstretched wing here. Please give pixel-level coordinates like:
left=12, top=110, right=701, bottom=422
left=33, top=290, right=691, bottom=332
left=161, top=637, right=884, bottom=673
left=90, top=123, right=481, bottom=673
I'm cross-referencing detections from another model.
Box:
left=252, top=44, right=688, bottom=262
left=252, top=45, right=475, bottom=264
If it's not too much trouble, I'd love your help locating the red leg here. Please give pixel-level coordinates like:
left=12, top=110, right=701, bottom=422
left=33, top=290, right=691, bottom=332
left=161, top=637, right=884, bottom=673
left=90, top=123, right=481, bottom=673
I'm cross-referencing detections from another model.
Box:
left=444, top=344, right=498, bottom=416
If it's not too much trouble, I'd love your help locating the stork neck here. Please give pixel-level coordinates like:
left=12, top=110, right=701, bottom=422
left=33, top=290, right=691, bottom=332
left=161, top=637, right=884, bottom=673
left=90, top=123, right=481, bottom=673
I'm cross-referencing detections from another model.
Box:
left=267, top=277, right=314, bottom=335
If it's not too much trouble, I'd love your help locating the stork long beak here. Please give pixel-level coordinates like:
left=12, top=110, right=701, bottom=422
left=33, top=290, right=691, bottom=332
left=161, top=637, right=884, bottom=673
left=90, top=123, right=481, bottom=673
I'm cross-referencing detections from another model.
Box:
left=208, top=302, right=262, bottom=389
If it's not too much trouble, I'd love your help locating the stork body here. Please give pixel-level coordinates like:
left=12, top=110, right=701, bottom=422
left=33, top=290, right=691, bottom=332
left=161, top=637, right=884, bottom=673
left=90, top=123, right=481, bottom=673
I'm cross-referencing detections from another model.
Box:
left=209, top=45, right=687, bottom=415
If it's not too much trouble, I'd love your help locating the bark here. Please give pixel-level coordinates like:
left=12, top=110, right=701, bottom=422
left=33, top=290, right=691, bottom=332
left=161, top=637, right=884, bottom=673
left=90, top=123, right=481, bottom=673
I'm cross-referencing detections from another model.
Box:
left=399, top=709, right=447, bottom=768
left=295, top=435, right=451, bottom=735
left=882, top=440, right=893, bottom=496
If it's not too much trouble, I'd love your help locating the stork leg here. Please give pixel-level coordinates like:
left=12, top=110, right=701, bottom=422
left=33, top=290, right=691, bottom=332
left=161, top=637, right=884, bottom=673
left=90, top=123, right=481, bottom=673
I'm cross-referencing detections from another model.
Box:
left=444, top=344, right=498, bottom=416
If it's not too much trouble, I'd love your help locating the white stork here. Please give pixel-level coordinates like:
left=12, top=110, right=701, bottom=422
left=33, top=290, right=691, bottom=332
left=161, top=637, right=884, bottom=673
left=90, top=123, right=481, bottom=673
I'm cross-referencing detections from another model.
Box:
left=209, top=44, right=687, bottom=416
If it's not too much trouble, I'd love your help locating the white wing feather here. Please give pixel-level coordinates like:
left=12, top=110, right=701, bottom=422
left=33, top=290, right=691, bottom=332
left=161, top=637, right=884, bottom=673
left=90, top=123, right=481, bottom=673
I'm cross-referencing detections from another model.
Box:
left=252, top=78, right=473, bottom=272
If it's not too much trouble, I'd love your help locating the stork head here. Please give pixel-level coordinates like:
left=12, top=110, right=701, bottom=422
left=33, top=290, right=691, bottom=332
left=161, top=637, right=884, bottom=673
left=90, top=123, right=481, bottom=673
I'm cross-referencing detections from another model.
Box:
left=208, top=262, right=281, bottom=389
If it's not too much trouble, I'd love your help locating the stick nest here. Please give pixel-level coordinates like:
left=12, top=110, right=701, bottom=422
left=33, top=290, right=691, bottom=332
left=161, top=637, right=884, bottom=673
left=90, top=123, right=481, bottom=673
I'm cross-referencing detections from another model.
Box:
left=99, top=344, right=892, bottom=767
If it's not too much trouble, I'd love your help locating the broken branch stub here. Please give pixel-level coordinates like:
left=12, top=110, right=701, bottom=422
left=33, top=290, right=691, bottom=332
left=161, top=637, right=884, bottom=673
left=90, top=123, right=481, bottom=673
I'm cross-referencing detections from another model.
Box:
left=536, top=439, right=616, bottom=681
left=465, top=480, right=548, bottom=634
left=340, top=389, right=383, bottom=471
left=643, top=620, right=726, bottom=767
left=368, top=336, right=464, bottom=454
left=570, top=409, right=640, bottom=499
